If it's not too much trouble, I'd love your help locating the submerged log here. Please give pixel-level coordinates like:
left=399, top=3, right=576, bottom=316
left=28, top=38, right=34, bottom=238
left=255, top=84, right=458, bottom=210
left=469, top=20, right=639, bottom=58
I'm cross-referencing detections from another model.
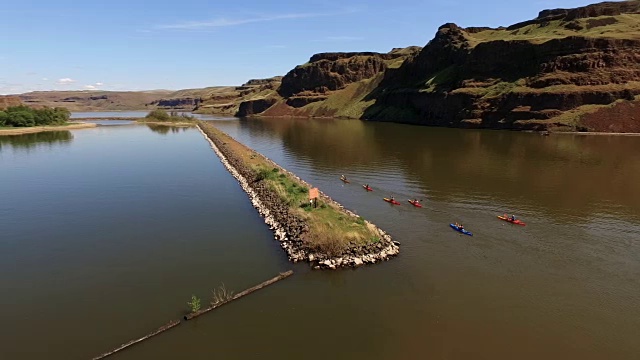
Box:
left=92, top=320, right=180, bottom=360
left=184, top=270, right=294, bottom=320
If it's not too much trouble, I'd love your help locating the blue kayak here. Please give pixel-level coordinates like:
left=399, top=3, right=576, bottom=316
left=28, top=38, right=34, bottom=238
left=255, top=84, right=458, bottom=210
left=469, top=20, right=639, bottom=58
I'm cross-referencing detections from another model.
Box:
left=450, top=224, right=473, bottom=236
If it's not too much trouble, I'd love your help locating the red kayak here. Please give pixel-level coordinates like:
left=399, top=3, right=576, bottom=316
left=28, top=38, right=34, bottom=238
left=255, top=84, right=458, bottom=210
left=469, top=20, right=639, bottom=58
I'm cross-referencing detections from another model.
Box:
left=408, top=200, right=423, bottom=208
left=497, top=215, right=526, bottom=226
left=363, top=185, right=373, bottom=191
left=384, top=198, right=401, bottom=205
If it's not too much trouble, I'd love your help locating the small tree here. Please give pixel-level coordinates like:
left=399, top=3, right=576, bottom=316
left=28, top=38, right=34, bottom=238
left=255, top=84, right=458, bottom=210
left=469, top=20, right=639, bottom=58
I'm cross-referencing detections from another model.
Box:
left=187, top=295, right=201, bottom=313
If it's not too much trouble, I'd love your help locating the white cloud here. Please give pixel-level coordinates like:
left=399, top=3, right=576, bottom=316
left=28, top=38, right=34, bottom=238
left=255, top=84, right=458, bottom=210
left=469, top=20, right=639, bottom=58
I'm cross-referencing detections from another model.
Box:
left=158, top=8, right=358, bottom=30
left=84, top=82, right=104, bottom=90
left=84, top=85, right=97, bottom=90
left=42, top=77, right=48, bottom=81
left=56, top=78, right=76, bottom=85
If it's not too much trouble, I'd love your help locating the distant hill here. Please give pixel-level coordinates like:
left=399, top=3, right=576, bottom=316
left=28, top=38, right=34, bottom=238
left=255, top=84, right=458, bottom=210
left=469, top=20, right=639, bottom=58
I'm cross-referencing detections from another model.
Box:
left=0, top=96, right=22, bottom=109
left=17, top=90, right=175, bottom=111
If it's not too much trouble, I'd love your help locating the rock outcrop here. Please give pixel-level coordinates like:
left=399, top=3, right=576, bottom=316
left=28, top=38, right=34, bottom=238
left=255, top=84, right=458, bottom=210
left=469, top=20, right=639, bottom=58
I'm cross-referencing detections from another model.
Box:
left=149, top=97, right=200, bottom=110
left=278, top=50, right=416, bottom=99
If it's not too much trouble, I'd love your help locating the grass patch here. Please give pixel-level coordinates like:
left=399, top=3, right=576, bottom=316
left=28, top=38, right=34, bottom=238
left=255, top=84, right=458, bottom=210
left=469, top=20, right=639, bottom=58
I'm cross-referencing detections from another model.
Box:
left=467, top=14, right=640, bottom=46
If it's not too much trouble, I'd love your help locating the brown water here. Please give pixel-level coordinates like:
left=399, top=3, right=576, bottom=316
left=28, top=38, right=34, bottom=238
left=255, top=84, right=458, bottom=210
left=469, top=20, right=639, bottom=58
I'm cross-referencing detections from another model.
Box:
left=1, top=119, right=639, bottom=359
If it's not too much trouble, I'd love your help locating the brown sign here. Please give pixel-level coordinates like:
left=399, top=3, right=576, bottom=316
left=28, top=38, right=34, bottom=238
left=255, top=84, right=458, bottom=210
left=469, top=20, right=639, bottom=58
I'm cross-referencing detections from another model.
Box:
left=308, top=187, right=319, bottom=200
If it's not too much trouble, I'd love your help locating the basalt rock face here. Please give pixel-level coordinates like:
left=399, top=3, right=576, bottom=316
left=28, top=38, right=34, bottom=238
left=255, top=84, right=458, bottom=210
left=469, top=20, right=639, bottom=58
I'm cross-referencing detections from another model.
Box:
left=0, top=96, right=22, bottom=109
left=149, top=97, right=200, bottom=109
left=278, top=51, right=414, bottom=98
left=237, top=98, right=278, bottom=116
left=363, top=1, right=640, bottom=131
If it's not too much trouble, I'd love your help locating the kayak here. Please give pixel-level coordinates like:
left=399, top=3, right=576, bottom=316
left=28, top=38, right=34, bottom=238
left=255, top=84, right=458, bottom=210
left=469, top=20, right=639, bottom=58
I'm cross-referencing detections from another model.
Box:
left=408, top=200, right=423, bottom=208
left=363, top=185, right=373, bottom=191
left=340, top=178, right=350, bottom=184
left=383, top=198, right=401, bottom=205
left=450, top=224, right=473, bottom=236
left=497, top=215, right=526, bottom=226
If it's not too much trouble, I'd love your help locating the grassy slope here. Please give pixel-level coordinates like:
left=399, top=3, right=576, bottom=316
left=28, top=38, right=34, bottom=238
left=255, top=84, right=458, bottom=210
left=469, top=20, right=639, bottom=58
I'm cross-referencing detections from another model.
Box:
left=468, top=13, right=640, bottom=46
left=198, top=121, right=379, bottom=256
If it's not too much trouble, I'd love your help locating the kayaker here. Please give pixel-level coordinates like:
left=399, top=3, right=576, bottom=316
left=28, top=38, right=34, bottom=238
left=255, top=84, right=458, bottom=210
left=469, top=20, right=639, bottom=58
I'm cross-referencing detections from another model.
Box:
left=390, top=196, right=395, bottom=202
left=341, top=174, right=347, bottom=181
left=365, top=183, right=370, bottom=189
left=413, top=199, right=420, bottom=205
left=510, top=214, right=516, bottom=221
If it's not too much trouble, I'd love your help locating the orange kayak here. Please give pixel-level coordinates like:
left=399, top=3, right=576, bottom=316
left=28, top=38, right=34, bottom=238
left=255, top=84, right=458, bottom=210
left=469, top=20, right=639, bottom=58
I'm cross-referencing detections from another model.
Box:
left=497, top=215, right=526, bottom=226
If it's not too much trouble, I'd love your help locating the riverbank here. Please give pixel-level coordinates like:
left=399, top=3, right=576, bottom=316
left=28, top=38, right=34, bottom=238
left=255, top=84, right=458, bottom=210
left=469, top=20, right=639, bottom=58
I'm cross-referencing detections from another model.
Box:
left=0, top=122, right=97, bottom=135
left=197, top=120, right=399, bottom=269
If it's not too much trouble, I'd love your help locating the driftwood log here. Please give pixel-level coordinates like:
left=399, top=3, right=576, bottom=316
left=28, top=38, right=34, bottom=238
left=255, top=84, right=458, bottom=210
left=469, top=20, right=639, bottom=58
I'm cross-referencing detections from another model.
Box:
left=92, top=320, right=180, bottom=360
left=92, top=270, right=293, bottom=359
left=184, top=270, right=293, bottom=320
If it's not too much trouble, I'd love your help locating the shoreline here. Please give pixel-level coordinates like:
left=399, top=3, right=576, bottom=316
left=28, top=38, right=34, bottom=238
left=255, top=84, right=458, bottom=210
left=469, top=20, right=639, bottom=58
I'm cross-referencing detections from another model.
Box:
left=552, top=131, right=640, bottom=136
left=0, top=122, right=97, bottom=135
left=196, top=121, right=399, bottom=269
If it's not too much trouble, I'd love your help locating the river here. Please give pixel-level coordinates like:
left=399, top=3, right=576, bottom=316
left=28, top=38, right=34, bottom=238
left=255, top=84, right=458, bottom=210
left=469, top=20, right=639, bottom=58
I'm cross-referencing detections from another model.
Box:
left=0, top=116, right=638, bottom=359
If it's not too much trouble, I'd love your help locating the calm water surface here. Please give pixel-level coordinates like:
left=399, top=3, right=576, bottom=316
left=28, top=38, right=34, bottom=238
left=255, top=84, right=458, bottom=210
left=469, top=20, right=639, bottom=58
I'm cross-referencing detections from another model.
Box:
left=70, top=111, right=229, bottom=120
left=1, top=118, right=639, bottom=359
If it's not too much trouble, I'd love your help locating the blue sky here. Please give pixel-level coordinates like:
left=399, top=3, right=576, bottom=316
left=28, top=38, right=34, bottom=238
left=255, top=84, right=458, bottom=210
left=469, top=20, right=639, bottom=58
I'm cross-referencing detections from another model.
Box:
left=0, top=0, right=599, bottom=94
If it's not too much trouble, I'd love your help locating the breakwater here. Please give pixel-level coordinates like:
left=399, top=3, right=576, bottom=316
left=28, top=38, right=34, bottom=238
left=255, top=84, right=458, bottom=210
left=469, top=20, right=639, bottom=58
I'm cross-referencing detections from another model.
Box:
left=196, top=121, right=399, bottom=269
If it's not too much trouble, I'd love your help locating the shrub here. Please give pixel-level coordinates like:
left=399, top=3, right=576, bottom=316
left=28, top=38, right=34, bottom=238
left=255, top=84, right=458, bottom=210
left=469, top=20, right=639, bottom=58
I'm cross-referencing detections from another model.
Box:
left=0, top=105, right=69, bottom=127
left=187, top=295, right=201, bottom=313
left=146, top=109, right=170, bottom=121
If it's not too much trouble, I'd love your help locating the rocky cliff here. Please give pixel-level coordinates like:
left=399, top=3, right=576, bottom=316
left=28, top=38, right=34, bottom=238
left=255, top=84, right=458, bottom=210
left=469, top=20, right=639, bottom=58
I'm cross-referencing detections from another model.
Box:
left=238, top=47, right=420, bottom=117
left=238, top=1, right=640, bottom=132
left=361, top=1, right=640, bottom=131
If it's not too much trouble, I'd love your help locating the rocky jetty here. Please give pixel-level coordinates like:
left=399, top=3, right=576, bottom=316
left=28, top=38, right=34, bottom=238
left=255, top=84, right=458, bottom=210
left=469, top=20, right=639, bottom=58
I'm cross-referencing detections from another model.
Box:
left=197, top=122, right=399, bottom=269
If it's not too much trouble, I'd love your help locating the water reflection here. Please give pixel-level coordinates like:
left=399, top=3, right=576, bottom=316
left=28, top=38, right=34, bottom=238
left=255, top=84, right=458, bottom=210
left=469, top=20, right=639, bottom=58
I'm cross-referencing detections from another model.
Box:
left=229, top=117, right=640, bottom=220
left=146, top=124, right=190, bottom=135
left=0, top=131, right=73, bottom=152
